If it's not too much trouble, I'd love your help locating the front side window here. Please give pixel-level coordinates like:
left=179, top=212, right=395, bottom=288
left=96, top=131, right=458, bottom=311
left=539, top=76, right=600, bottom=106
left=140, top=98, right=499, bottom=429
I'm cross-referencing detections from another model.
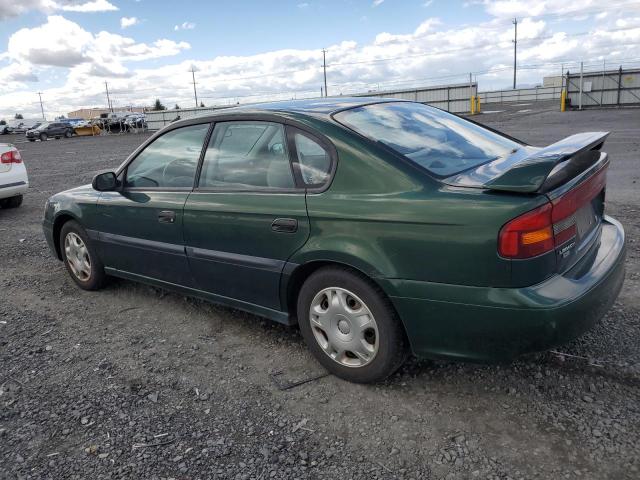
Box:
left=334, top=102, right=520, bottom=177
left=199, top=121, right=295, bottom=190
left=125, top=124, right=209, bottom=188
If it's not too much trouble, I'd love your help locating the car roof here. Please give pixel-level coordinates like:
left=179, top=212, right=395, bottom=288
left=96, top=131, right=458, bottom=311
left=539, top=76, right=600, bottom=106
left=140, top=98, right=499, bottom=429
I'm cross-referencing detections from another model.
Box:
left=188, top=97, right=407, bottom=121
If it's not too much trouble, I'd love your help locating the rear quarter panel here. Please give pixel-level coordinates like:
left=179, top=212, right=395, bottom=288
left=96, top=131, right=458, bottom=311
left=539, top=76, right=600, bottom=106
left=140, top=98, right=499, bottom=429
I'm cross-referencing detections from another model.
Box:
left=292, top=120, right=549, bottom=288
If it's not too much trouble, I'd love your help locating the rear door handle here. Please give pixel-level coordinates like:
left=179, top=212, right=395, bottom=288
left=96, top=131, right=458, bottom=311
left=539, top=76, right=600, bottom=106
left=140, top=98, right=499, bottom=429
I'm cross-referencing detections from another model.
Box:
left=271, top=218, right=298, bottom=233
left=158, top=210, right=176, bottom=224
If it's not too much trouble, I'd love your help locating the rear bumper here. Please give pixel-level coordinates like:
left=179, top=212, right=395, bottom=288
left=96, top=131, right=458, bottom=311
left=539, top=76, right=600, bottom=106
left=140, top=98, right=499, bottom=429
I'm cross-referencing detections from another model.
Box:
left=383, top=216, right=626, bottom=362
left=0, top=165, right=28, bottom=199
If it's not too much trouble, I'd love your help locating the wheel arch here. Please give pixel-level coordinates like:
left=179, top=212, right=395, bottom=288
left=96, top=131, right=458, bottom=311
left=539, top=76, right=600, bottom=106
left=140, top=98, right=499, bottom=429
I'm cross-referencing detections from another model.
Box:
left=283, top=259, right=402, bottom=325
left=52, top=213, right=79, bottom=260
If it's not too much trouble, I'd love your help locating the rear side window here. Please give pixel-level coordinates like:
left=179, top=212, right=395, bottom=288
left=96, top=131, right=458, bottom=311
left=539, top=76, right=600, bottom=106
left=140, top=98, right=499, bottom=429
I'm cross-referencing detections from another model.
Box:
left=292, top=132, right=331, bottom=186
left=334, top=102, right=520, bottom=177
left=199, top=121, right=295, bottom=190
left=125, top=124, right=209, bottom=188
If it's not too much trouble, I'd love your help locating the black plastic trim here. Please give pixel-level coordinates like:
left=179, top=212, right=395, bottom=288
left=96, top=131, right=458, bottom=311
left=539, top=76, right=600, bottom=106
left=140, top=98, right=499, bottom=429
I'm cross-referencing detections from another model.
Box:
left=185, top=246, right=285, bottom=273
left=0, top=181, right=26, bottom=189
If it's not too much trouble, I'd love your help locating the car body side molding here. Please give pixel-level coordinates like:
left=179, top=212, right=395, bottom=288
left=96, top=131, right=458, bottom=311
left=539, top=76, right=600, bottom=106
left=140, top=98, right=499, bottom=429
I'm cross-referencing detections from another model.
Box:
left=0, top=181, right=27, bottom=190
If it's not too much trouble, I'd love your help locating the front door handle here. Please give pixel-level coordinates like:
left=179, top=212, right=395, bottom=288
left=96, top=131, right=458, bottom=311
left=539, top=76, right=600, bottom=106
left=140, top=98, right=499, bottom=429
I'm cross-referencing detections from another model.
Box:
left=158, top=210, right=176, bottom=224
left=271, top=218, right=297, bottom=233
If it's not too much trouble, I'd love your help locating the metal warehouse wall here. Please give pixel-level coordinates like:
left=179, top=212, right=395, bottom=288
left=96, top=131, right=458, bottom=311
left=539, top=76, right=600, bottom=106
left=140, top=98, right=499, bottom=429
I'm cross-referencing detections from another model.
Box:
left=478, top=86, right=562, bottom=104
left=145, top=81, right=567, bottom=131
left=146, top=83, right=478, bottom=131
left=352, top=82, right=477, bottom=113
left=566, top=67, right=640, bottom=108
left=146, top=106, right=234, bottom=131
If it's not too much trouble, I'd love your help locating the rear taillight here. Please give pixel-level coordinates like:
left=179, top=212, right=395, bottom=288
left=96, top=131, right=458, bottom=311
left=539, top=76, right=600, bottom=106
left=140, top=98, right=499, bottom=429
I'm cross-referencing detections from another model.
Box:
left=0, top=149, right=22, bottom=164
left=498, top=165, right=607, bottom=259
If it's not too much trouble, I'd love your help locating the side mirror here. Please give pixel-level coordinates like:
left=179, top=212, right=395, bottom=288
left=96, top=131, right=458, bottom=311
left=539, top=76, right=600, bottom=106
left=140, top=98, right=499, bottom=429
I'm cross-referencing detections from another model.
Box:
left=92, top=171, right=118, bottom=191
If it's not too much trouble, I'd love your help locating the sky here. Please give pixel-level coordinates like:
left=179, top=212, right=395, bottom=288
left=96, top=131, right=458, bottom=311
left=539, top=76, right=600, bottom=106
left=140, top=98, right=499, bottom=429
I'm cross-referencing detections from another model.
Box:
left=0, top=0, right=639, bottom=119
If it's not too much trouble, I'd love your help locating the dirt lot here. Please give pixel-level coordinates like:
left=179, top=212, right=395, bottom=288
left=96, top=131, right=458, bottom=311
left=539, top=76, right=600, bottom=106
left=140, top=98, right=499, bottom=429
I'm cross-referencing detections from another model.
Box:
left=1, top=106, right=639, bottom=480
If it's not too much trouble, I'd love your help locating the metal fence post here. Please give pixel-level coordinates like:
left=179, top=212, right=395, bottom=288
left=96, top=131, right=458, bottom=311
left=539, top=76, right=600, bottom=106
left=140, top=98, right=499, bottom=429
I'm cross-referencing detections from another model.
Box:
left=617, top=66, right=622, bottom=106
left=579, top=61, right=583, bottom=110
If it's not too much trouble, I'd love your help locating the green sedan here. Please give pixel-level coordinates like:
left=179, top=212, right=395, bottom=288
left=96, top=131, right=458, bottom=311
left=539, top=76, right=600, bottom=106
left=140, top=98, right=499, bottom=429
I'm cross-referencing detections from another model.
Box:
left=43, top=98, right=626, bottom=383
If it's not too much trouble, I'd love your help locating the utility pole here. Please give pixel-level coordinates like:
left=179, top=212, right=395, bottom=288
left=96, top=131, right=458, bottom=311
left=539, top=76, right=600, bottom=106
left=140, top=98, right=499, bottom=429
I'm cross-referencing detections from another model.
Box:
left=512, top=18, right=518, bottom=89
left=37, top=92, right=45, bottom=120
left=191, top=66, right=199, bottom=108
left=104, top=81, right=113, bottom=112
left=322, top=49, right=328, bottom=97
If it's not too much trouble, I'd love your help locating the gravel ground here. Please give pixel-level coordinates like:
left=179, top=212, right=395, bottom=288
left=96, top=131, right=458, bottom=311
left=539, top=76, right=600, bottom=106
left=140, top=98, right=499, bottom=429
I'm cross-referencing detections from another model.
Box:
left=1, top=106, right=639, bottom=480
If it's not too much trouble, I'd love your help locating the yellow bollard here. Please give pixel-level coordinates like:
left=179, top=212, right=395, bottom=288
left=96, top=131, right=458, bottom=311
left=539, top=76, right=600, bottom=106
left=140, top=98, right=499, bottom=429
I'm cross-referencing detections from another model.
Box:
left=560, top=89, right=566, bottom=112
left=476, top=96, right=481, bottom=114
left=470, top=95, right=476, bottom=115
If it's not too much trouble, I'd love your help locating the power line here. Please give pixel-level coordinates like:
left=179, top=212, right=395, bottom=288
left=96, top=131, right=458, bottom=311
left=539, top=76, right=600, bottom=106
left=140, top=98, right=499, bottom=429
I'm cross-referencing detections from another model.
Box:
left=103, top=25, right=640, bottom=97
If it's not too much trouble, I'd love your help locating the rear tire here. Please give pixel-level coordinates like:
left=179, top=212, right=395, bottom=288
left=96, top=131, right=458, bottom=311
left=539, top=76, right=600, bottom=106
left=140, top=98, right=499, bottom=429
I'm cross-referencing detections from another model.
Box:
left=39, top=133, right=47, bottom=141
left=64, top=130, right=72, bottom=138
left=297, top=266, right=408, bottom=383
left=0, top=195, right=23, bottom=209
left=59, top=220, right=107, bottom=291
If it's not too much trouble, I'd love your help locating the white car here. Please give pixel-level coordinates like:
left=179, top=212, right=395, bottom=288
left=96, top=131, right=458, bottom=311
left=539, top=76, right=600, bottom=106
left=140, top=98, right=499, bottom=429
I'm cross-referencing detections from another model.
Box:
left=0, top=143, right=28, bottom=208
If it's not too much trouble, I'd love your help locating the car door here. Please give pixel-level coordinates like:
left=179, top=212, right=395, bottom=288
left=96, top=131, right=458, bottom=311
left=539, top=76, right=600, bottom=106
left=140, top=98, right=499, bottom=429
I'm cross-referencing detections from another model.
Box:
left=94, top=122, right=210, bottom=286
left=183, top=120, right=328, bottom=311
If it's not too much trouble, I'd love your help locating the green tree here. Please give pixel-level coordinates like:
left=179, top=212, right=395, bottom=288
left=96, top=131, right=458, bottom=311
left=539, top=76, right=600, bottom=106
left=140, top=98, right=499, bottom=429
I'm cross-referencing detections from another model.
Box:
left=15, top=113, right=24, bottom=119
left=174, top=104, right=180, bottom=110
left=0, top=119, right=6, bottom=126
left=152, top=99, right=166, bottom=111
left=199, top=101, right=205, bottom=108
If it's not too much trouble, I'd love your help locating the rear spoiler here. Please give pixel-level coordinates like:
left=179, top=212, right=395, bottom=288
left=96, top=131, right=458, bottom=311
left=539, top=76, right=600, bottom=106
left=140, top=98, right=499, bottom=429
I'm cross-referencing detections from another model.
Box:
left=485, top=132, right=610, bottom=193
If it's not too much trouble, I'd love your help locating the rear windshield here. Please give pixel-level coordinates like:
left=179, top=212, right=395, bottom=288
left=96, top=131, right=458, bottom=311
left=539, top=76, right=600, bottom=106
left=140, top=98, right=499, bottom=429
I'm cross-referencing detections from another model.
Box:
left=333, top=102, right=521, bottom=177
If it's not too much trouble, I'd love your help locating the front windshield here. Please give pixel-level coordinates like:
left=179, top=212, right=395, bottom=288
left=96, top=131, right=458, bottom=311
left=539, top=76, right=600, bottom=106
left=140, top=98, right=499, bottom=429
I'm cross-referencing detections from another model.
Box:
left=36, top=122, right=50, bottom=130
left=334, top=102, right=521, bottom=177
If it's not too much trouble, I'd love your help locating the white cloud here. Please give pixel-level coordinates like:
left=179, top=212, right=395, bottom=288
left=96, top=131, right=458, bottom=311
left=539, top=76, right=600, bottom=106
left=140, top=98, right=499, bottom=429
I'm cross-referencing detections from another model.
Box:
left=424, top=0, right=434, bottom=6
left=373, top=0, right=384, bottom=6
left=0, top=0, right=117, bottom=19
left=120, top=16, right=139, bottom=29
left=59, top=0, right=117, bottom=12
left=174, top=22, right=196, bottom=31
left=1, top=2, right=640, bottom=118
left=297, top=2, right=309, bottom=8
left=6, top=16, right=189, bottom=73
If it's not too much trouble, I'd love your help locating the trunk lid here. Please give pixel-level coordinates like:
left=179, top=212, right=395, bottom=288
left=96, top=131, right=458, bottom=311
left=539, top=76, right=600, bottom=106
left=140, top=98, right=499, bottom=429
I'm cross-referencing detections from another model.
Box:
left=448, top=132, right=610, bottom=276
left=443, top=132, right=609, bottom=194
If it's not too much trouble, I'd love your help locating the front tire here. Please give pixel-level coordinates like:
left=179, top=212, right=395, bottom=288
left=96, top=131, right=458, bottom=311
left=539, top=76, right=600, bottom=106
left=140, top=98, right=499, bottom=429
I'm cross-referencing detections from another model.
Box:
left=0, top=195, right=22, bottom=209
left=64, top=130, right=72, bottom=138
left=297, top=266, right=408, bottom=383
left=39, top=133, right=47, bottom=141
left=59, top=220, right=107, bottom=291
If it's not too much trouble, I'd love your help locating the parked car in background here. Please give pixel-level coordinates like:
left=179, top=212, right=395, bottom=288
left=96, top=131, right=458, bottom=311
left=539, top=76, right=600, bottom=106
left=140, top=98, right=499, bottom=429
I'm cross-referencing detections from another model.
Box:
left=58, top=118, right=87, bottom=128
left=9, top=120, right=42, bottom=134
left=42, top=98, right=625, bottom=383
left=124, top=113, right=146, bottom=130
left=0, top=143, right=27, bottom=208
left=26, top=122, right=73, bottom=141
left=3, top=120, right=27, bottom=134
